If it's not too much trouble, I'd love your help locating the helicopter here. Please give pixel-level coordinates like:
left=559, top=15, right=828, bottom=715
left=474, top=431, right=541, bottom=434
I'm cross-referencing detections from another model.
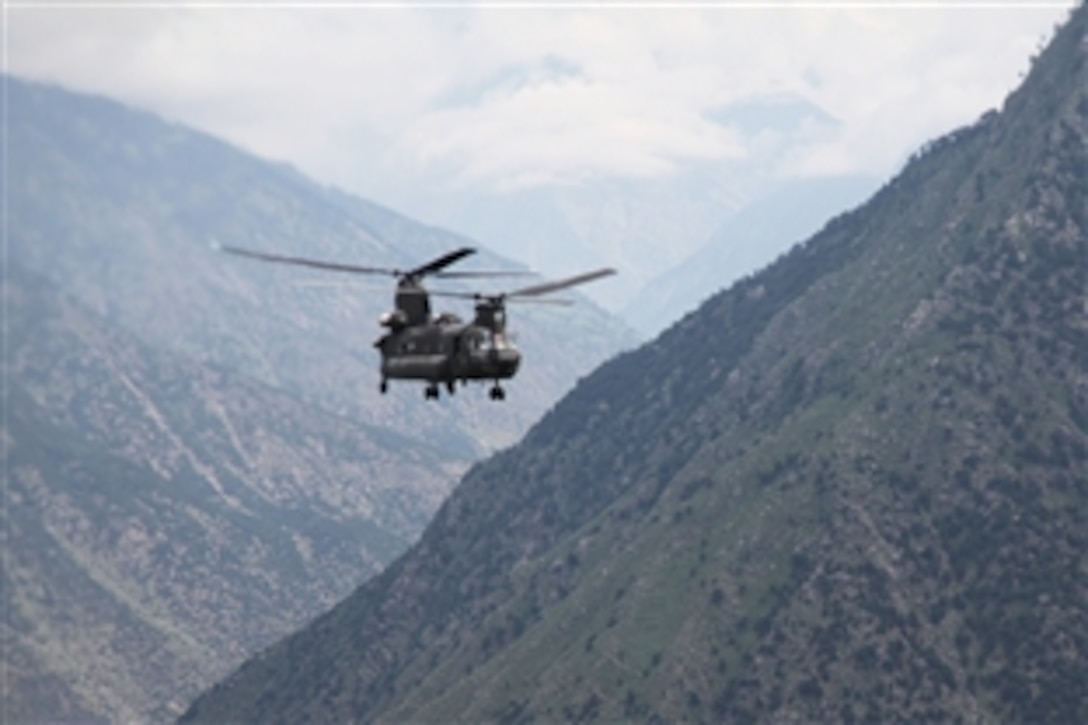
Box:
left=219, top=243, right=615, bottom=400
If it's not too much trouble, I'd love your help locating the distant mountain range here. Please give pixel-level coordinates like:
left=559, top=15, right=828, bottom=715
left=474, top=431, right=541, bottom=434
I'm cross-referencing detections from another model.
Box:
left=624, top=174, right=879, bottom=337
left=388, top=91, right=867, bottom=323
left=182, top=4, right=1087, bottom=722
left=3, top=76, right=634, bottom=721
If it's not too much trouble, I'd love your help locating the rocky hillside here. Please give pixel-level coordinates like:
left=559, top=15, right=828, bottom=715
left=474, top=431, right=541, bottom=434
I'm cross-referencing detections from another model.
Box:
left=182, top=4, right=1087, bottom=723
left=3, top=262, right=468, bottom=721
left=3, top=76, right=633, bottom=722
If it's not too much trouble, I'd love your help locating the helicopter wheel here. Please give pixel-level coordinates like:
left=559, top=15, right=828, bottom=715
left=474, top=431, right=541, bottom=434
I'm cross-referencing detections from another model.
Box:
left=425, top=384, right=440, bottom=400
left=489, top=384, right=506, bottom=401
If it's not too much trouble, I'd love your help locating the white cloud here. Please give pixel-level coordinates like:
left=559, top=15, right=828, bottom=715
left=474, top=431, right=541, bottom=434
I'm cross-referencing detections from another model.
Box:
left=400, top=66, right=747, bottom=190
left=7, top=2, right=1075, bottom=199
left=779, top=5, right=1067, bottom=176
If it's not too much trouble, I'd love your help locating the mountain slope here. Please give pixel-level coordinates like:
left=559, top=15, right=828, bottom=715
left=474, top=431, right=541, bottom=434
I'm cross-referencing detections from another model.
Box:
left=3, top=263, right=467, bottom=722
left=183, top=5, right=1087, bottom=722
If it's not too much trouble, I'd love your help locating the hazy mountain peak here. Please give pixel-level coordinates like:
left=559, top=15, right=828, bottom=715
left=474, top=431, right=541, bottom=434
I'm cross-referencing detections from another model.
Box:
left=704, top=92, right=839, bottom=138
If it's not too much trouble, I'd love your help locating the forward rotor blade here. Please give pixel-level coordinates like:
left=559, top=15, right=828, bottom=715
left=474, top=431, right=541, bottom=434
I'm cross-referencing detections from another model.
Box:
left=508, top=268, right=616, bottom=298
left=220, top=244, right=396, bottom=276
left=291, top=279, right=391, bottom=293
left=425, top=289, right=477, bottom=300
left=407, top=247, right=477, bottom=279
left=428, top=268, right=614, bottom=302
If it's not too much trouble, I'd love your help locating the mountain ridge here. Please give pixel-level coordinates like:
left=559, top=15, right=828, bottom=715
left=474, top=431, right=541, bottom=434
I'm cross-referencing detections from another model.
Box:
left=182, top=4, right=1086, bottom=722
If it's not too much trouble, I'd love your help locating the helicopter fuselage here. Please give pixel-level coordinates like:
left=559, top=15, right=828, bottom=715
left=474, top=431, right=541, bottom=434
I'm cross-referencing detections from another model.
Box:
left=375, top=317, right=521, bottom=398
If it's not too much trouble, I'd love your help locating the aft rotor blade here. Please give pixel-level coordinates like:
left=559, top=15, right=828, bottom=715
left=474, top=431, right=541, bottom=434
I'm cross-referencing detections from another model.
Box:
left=426, top=289, right=573, bottom=305
left=508, top=268, right=616, bottom=298
left=219, top=244, right=396, bottom=276
left=434, top=270, right=536, bottom=280
left=509, top=297, right=574, bottom=306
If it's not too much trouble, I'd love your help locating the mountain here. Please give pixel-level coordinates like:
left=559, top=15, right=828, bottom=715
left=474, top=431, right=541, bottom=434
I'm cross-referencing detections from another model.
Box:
left=182, top=4, right=1087, bottom=723
left=3, top=77, right=634, bottom=721
left=3, top=262, right=465, bottom=722
left=622, top=174, right=879, bottom=337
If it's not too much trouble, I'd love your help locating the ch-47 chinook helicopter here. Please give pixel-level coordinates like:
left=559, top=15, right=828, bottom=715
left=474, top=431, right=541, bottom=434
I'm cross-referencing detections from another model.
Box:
left=219, top=244, right=615, bottom=400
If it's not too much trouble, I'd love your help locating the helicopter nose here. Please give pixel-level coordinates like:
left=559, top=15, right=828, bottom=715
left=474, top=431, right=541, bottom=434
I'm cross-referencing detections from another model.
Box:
left=493, top=347, right=521, bottom=377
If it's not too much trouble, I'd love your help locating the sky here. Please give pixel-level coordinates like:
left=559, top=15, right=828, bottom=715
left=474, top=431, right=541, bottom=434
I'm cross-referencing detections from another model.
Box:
left=6, top=1, right=1077, bottom=237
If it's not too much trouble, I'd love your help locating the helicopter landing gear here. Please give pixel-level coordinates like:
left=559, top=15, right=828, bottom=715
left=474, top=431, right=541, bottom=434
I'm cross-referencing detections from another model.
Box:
left=379, top=379, right=388, bottom=395
left=446, top=380, right=456, bottom=396
left=489, top=384, right=506, bottom=401
left=424, top=384, right=440, bottom=400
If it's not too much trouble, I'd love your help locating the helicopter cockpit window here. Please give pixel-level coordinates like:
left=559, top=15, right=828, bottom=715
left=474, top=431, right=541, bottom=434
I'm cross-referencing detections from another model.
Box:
left=479, top=330, right=512, bottom=351
left=466, top=330, right=503, bottom=352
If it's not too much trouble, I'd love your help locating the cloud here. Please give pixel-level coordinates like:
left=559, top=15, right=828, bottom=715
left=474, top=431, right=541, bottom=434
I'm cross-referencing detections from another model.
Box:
left=7, top=3, right=1075, bottom=198
left=778, top=5, right=1067, bottom=176
left=400, top=66, right=747, bottom=190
